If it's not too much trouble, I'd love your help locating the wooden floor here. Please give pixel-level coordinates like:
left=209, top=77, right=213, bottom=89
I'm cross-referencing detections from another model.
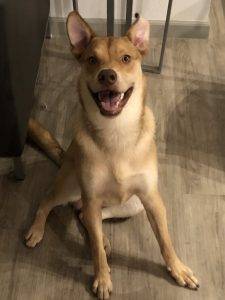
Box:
left=1, top=1, right=225, bottom=299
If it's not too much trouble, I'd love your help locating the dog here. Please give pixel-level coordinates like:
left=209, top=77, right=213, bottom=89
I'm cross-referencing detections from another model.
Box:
left=25, top=11, right=199, bottom=299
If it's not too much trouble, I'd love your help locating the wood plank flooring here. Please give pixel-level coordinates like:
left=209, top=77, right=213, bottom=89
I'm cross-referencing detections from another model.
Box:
left=1, top=0, right=225, bottom=299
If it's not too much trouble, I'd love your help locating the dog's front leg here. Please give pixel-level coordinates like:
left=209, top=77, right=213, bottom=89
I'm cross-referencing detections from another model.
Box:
left=140, top=190, right=199, bottom=289
left=82, top=200, right=112, bottom=299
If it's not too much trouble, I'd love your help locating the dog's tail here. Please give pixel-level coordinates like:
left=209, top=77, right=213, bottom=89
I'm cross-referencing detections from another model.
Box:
left=27, top=118, right=65, bottom=167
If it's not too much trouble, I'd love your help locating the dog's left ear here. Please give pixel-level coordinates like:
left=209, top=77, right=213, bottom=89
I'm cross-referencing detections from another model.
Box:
left=67, top=11, right=96, bottom=59
left=126, top=14, right=150, bottom=56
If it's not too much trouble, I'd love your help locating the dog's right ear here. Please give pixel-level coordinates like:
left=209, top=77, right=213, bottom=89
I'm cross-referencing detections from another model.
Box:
left=66, top=11, right=96, bottom=59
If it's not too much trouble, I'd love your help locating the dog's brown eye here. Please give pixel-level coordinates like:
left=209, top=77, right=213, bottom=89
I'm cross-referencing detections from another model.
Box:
left=122, top=54, right=131, bottom=63
left=88, top=56, right=97, bottom=65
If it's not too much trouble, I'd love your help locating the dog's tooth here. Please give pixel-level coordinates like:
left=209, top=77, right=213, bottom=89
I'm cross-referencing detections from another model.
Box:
left=120, top=93, right=124, bottom=100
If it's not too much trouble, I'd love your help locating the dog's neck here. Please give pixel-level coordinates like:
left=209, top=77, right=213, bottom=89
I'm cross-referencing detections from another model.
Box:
left=78, top=75, right=146, bottom=151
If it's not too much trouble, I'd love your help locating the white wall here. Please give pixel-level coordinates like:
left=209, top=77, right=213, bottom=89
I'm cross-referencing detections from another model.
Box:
left=50, top=0, right=211, bottom=22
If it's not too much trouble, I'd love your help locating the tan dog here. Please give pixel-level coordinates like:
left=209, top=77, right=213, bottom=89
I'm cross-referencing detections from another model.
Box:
left=25, top=11, right=199, bottom=299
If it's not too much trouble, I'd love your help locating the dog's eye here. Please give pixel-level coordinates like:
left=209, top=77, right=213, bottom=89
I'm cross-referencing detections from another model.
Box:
left=88, top=56, right=97, bottom=65
left=121, top=54, right=131, bottom=63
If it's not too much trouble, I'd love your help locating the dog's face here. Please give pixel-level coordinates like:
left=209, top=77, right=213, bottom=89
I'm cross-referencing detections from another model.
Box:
left=67, top=12, right=149, bottom=117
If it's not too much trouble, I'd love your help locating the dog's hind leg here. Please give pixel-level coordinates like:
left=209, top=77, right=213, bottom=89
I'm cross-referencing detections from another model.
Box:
left=75, top=196, right=143, bottom=256
left=101, top=195, right=144, bottom=220
left=27, top=118, right=65, bottom=166
left=25, top=160, right=81, bottom=248
left=77, top=196, right=144, bottom=221
left=25, top=192, right=63, bottom=248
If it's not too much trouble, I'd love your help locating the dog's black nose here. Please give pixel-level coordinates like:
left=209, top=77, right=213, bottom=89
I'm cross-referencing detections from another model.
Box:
left=98, top=69, right=117, bottom=85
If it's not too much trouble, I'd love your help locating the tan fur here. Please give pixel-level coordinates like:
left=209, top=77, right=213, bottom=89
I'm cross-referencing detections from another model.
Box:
left=26, top=11, right=199, bottom=299
left=27, top=118, right=64, bottom=166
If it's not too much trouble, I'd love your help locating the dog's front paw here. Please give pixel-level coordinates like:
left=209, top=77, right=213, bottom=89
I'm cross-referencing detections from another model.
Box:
left=25, top=225, right=44, bottom=248
left=92, top=271, right=113, bottom=299
left=167, top=259, right=199, bottom=290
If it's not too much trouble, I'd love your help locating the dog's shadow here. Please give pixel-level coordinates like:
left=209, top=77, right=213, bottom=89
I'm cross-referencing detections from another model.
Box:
left=20, top=205, right=177, bottom=298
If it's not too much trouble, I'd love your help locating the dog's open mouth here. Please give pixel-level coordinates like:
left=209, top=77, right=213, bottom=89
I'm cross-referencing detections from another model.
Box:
left=89, top=87, right=134, bottom=117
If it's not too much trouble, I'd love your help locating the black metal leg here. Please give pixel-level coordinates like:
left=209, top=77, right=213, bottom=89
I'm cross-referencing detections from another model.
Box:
left=126, top=0, right=173, bottom=74
left=13, top=157, right=25, bottom=181
left=142, top=0, right=173, bottom=74
left=158, top=0, right=173, bottom=72
left=45, top=18, right=52, bottom=39
left=125, top=0, right=133, bottom=33
left=72, top=0, right=78, bottom=11
left=107, top=0, right=114, bottom=36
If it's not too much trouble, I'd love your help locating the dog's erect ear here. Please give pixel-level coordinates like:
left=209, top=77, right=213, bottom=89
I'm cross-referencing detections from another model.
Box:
left=126, top=14, right=150, bottom=56
left=66, top=11, right=96, bottom=59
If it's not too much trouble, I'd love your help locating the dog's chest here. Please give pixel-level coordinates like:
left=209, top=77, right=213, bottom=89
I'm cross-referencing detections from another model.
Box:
left=99, top=156, right=145, bottom=207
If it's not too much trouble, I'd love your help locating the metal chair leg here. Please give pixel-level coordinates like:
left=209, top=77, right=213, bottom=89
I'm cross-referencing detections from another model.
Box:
left=45, top=18, right=52, bottom=39
left=126, top=0, right=173, bottom=74
left=125, top=0, right=133, bottom=33
left=158, top=0, right=173, bottom=72
left=143, top=0, right=173, bottom=73
left=72, top=0, right=78, bottom=10
left=13, top=157, right=25, bottom=181
left=107, top=0, right=114, bottom=36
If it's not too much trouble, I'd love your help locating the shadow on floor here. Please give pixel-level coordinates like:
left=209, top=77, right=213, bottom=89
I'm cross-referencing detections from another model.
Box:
left=18, top=205, right=177, bottom=297
left=49, top=210, right=177, bottom=285
left=165, top=79, right=225, bottom=172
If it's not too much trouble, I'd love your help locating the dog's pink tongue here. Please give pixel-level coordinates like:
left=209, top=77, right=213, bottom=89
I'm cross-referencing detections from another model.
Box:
left=98, top=91, right=121, bottom=111
left=101, top=101, right=113, bottom=111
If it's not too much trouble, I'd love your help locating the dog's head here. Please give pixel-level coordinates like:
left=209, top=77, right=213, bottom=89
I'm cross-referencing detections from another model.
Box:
left=67, top=11, right=149, bottom=118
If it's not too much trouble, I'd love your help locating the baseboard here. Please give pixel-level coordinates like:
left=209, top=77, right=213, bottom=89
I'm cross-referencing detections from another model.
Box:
left=49, top=17, right=209, bottom=39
